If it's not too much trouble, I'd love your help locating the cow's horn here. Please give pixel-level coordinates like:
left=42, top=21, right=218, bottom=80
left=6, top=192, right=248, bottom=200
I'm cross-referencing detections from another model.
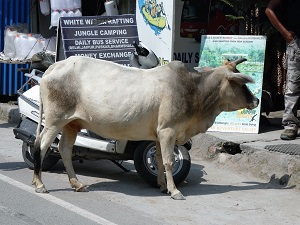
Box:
left=232, top=58, right=247, bottom=66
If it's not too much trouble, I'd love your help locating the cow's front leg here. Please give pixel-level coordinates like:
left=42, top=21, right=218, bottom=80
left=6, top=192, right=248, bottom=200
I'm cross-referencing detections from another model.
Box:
left=59, top=126, right=88, bottom=192
left=155, top=141, right=167, bottom=193
left=158, top=128, right=185, bottom=200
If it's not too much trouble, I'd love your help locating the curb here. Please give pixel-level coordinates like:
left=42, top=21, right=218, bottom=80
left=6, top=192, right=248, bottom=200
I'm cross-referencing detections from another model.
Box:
left=190, top=134, right=300, bottom=190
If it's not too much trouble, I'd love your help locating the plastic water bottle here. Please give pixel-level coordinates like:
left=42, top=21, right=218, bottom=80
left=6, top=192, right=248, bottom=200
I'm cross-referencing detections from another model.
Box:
left=50, top=0, right=60, bottom=10
left=74, top=0, right=81, bottom=9
left=39, top=0, right=50, bottom=15
left=3, top=28, right=17, bottom=58
left=14, top=34, right=28, bottom=60
left=60, top=10, right=68, bottom=17
left=51, top=10, right=60, bottom=27
left=74, top=9, right=82, bottom=17
left=28, top=37, right=45, bottom=58
left=67, top=10, right=75, bottom=17
left=26, top=34, right=37, bottom=58
left=13, top=34, right=21, bottom=60
left=104, top=0, right=118, bottom=16
left=36, top=38, right=46, bottom=53
left=19, top=34, right=28, bottom=60
left=60, top=0, right=68, bottom=10
left=66, top=0, right=74, bottom=10
left=22, top=34, right=34, bottom=60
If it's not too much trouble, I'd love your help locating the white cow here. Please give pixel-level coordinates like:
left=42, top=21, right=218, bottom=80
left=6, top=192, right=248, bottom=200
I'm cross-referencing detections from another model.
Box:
left=33, top=56, right=258, bottom=200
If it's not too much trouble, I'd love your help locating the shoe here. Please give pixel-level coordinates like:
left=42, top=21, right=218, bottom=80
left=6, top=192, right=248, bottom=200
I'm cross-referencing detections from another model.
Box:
left=280, top=129, right=297, bottom=140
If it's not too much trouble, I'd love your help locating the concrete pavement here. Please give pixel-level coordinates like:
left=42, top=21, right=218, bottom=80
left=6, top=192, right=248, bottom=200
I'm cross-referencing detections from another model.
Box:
left=190, top=111, right=300, bottom=190
left=1, top=103, right=299, bottom=190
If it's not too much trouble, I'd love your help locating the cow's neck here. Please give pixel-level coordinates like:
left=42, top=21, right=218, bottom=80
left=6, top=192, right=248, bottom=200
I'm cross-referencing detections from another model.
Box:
left=189, top=73, right=224, bottom=134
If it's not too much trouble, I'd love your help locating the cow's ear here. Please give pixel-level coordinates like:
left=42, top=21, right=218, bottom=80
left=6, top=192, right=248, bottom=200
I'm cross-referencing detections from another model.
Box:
left=227, top=73, right=254, bottom=84
left=194, top=66, right=213, bottom=73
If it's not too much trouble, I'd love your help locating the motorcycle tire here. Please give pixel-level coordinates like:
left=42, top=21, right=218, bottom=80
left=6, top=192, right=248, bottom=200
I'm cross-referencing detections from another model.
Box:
left=22, top=142, right=59, bottom=171
left=133, top=141, right=191, bottom=187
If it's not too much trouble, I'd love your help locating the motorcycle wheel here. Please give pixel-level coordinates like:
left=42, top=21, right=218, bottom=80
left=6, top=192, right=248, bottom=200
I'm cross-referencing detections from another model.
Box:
left=133, top=141, right=191, bottom=187
left=22, top=142, right=59, bottom=171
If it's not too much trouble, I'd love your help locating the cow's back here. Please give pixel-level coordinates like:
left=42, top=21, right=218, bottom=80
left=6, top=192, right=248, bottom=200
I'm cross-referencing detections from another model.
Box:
left=40, top=57, right=194, bottom=140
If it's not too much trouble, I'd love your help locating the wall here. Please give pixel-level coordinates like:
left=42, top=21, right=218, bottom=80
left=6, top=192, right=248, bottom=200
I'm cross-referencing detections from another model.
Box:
left=0, top=0, right=30, bottom=96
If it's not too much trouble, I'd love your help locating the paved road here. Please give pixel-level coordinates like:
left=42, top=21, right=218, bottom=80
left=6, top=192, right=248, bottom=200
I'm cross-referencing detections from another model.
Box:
left=0, top=120, right=299, bottom=225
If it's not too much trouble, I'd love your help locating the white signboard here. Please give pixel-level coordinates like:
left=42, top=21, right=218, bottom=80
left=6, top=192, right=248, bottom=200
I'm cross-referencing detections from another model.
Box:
left=136, top=0, right=174, bottom=65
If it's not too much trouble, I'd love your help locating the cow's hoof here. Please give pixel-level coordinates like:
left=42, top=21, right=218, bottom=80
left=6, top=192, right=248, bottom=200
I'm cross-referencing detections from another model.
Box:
left=171, top=191, right=185, bottom=200
left=75, top=185, right=89, bottom=192
left=35, top=187, right=49, bottom=193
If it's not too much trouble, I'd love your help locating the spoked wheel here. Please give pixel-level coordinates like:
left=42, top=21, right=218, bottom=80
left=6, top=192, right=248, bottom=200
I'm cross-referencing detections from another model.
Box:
left=22, top=141, right=59, bottom=171
left=134, top=141, right=191, bottom=187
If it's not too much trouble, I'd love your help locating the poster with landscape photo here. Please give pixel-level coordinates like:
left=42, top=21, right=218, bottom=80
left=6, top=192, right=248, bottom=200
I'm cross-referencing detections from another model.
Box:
left=199, top=35, right=266, bottom=133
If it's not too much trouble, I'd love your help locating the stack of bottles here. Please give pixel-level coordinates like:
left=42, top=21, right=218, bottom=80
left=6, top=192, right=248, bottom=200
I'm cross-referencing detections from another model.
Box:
left=1, top=24, right=56, bottom=61
left=49, top=0, right=82, bottom=27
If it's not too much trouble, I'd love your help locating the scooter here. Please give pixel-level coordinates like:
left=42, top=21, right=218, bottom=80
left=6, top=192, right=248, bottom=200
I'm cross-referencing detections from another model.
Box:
left=13, top=43, right=192, bottom=187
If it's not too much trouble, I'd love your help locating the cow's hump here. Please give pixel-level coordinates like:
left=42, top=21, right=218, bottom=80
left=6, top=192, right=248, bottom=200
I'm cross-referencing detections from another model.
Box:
left=167, top=61, right=189, bottom=73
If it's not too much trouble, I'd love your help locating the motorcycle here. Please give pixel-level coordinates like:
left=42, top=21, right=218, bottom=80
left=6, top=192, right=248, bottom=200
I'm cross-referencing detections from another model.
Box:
left=13, top=43, right=192, bottom=187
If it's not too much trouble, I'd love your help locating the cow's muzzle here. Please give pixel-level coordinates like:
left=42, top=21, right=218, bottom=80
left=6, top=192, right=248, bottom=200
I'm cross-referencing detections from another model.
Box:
left=247, top=98, right=259, bottom=109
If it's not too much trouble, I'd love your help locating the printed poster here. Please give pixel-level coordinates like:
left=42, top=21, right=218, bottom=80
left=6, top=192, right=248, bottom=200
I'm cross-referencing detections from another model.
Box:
left=199, top=35, right=266, bottom=133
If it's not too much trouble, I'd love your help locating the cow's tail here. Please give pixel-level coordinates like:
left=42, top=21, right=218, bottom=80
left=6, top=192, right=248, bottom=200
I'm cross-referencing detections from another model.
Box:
left=33, top=89, right=43, bottom=174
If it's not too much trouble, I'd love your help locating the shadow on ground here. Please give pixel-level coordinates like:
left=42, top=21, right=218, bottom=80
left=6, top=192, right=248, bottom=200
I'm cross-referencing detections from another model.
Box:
left=0, top=122, right=17, bottom=129
left=42, top=160, right=294, bottom=197
left=0, top=159, right=294, bottom=198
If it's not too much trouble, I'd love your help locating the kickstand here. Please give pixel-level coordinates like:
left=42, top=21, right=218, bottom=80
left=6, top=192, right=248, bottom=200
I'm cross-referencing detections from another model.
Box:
left=110, top=160, right=130, bottom=172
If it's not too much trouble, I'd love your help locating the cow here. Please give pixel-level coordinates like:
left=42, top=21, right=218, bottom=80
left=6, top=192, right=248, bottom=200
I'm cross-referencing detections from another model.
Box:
left=32, top=56, right=259, bottom=200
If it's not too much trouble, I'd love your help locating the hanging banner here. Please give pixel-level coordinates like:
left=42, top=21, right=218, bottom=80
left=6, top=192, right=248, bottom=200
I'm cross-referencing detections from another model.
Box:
left=56, top=15, right=139, bottom=65
left=135, top=0, right=174, bottom=65
left=199, top=35, right=266, bottom=133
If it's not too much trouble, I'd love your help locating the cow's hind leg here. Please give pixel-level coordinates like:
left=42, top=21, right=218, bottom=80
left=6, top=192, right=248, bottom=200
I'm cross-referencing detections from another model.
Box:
left=33, top=126, right=61, bottom=193
left=59, top=125, right=88, bottom=192
left=155, top=141, right=167, bottom=193
left=158, top=128, right=185, bottom=200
